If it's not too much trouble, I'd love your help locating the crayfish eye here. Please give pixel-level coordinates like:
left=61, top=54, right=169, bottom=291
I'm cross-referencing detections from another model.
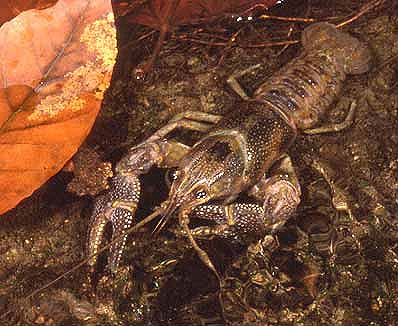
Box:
left=195, top=189, right=208, bottom=200
left=165, top=168, right=180, bottom=188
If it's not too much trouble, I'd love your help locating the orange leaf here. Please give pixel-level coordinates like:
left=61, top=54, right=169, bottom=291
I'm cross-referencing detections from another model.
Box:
left=0, top=0, right=58, bottom=27
left=0, top=0, right=117, bottom=214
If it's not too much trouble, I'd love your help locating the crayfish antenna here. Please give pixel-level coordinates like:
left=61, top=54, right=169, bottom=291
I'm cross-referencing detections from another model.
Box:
left=152, top=199, right=176, bottom=235
left=152, top=216, right=169, bottom=235
left=179, top=211, right=223, bottom=286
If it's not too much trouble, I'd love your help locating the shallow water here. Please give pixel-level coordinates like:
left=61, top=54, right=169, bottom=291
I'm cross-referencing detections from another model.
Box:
left=1, top=1, right=398, bottom=325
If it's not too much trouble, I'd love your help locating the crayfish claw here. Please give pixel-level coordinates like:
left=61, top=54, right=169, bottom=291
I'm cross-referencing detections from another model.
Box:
left=87, top=174, right=140, bottom=273
left=107, top=206, right=135, bottom=273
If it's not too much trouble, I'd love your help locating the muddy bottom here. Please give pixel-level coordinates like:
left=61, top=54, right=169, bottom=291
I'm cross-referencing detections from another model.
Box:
left=1, top=1, right=398, bottom=325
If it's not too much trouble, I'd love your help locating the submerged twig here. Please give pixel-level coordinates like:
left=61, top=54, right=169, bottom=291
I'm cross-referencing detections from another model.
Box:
left=260, top=14, right=317, bottom=23
left=337, top=0, right=386, bottom=27
left=174, top=0, right=385, bottom=53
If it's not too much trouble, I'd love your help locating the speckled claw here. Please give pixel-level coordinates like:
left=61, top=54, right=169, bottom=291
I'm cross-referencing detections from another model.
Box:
left=186, top=177, right=301, bottom=242
left=87, top=139, right=192, bottom=273
left=184, top=155, right=301, bottom=242
left=261, top=176, right=301, bottom=232
left=248, top=155, right=301, bottom=232
left=88, top=174, right=140, bottom=273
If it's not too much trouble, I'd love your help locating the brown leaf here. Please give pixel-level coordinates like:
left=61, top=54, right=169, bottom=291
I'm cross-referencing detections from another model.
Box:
left=0, top=0, right=117, bottom=214
left=114, top=0, right=280, bottom=29
left=113, top=0, right=280, bottom=75
left=0, top=0, right=59, bottom=27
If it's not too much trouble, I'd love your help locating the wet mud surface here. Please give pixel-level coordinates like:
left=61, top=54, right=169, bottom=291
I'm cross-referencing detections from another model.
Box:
left=1, top=1, right=398, bottom=325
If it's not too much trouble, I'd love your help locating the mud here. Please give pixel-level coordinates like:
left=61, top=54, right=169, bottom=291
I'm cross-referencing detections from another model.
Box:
left=1, top=1, right=398, bottom=325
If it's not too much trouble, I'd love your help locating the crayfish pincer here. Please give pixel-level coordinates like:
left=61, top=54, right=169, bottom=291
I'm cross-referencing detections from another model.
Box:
left=87, top=22, right=371, bottom=277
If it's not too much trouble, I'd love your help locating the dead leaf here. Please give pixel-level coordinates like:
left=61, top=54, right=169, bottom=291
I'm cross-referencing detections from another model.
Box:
left=114, top=0, right=280, bottom=28
left=0, top=0, right=117, bottom=215
left=113, top=0, right=280, bottom=75
left=0, top=0, right=58, bottom=27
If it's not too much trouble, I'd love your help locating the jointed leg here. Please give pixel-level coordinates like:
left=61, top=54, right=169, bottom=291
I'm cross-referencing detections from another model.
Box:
left=303, top=155, right=354, bottom=220
left=145, top=111, right=223, bottom=143
left=303, top=155, right=362, bottom=258
left=304, top=100, right=357, bottom=135
left=227, top=64, right=262, bottom=100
